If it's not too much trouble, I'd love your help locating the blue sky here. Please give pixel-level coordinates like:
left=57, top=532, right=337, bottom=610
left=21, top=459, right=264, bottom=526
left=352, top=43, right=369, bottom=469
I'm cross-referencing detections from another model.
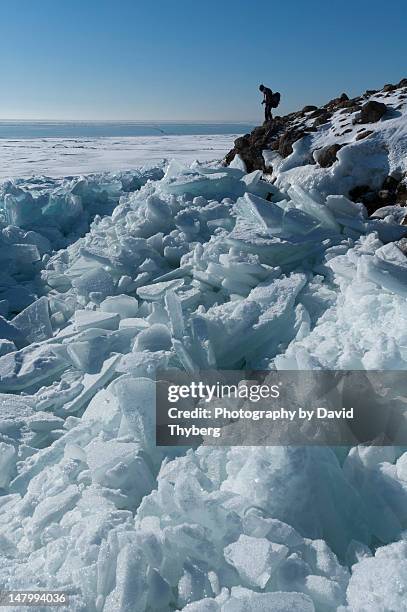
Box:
left=0, top=0, right=406, bottom=121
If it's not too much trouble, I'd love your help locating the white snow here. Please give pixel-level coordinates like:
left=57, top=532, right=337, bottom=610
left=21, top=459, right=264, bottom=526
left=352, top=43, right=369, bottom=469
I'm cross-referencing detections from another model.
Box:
left=0, top=134, right=238, bottom=179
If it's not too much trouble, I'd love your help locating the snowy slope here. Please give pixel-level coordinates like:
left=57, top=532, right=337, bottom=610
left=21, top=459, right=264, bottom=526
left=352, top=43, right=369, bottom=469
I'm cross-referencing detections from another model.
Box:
left=0, top=82, right=407, bottom=611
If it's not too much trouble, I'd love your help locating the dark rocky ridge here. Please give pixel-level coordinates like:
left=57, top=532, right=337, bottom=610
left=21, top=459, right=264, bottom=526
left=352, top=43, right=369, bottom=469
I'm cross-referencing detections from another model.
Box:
left=224, top=78, right=407, bottom=214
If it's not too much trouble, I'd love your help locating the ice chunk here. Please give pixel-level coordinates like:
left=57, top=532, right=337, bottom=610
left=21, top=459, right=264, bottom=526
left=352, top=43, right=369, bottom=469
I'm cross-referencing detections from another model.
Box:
left=74, top=309, right=120, bottom=331
left=72, top=266, right=115, bottom=299
left=235, top=193, right=284, bottom=231
left=11, top=296, right=53, bottom=344
left=137, top=278, right=184, bottom=301
left=178, top=560, right=215, bottom=608
left=164, top=289, right=185, bottom=339
left=288, top=185, right=340, bottom=232
left=29, top=485, right=80, bottom=534
left=61, top=354, right=120, bottom=414
left=66, top=334, right=111, bottom=372
left=224, top=535, right=288, bottom=588
left=103, top=543, right=148, bottom=612
left=0, top=315, right=25, bottom=348
left=119, top=317, right=150, bottom=331
left=0, top=343, right=68, bottom=392
left=111, top=376, right=157, bottom=455
left=85, top=438, right=154, bottom=502
left=0, top=442, right=16, bottom=489
left=325, top=194, right=367, bottom=218
left=134, top=323, right=172, bottom=352
left=0, top=242, right=41, bottom=265
left=224, top=591, right=315, bottom=612
left=100, top=294, right=139, bottom=318
left=26, top=412, right=64, bottom=432
left=347, top=543, right=407, bottom=612
left=182, top=599, right=220, bottom=612
left=0, top=339, right=16, bottom=356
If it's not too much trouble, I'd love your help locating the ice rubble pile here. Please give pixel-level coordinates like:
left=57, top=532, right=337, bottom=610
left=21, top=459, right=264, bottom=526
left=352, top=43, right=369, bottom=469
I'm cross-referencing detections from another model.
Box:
left=0, top=154, right=407, bottom=611
left=0, top=168, right=163, bottom=319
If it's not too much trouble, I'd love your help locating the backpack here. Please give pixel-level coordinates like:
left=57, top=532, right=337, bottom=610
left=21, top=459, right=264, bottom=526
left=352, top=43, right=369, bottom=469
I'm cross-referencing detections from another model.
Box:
left=271, top=92, right=281, bottom=108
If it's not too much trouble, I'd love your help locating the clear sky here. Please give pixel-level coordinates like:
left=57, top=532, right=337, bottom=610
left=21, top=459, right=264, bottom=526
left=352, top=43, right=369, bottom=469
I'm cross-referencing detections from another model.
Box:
left=0, top=0, right=406, bottom=121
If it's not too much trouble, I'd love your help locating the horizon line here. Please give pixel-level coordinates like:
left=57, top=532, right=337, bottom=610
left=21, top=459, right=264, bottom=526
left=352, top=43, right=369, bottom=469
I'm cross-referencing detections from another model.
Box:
left=0, top=118, right=259, bottom=124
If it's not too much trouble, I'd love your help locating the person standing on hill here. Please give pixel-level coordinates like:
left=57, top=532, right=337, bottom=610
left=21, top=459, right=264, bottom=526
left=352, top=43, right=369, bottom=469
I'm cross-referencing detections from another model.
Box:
left=259, top=84, right=274, bottom=122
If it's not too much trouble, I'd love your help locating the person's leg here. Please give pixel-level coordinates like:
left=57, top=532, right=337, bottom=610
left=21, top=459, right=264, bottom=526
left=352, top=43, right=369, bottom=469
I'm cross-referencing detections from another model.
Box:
left=265, top=104, right=272, bottom=122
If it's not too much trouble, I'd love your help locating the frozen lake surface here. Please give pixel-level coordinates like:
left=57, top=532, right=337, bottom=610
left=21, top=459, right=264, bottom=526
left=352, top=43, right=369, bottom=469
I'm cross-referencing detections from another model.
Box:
left=0, top=134, right=241, bottom=179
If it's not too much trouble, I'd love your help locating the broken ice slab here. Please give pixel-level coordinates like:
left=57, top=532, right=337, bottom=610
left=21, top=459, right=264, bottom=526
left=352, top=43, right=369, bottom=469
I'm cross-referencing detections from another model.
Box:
left=161, top=171, right=246, bottom=200
left=357, top=254, right=407, bottom=296
left=137, top=279, right=184, bottom=301
left=197, top=273, right=306, bottom=368
left=288, top=185, right=340, bottom=232
left=227, top=220, right=327, bottom=268
left=0, top=243, right=41, bottom=266
left=66, top=334, right=111, bottom=373
left=74, top=309, right=120, bottom=332
left=9, top=419, right=97, bottom=494
left=0, top=285, right=37, bottom=313
left=85, top=438, right=154, bottom=504
left=25, top=412, right=65, bottom=433
left=119, top=317, right=150, bottom=331
left=0, top=316, right=25, bottom=348
left=235, top=193, right=284, bottom=231
left=325, top=195, right=367, bottom=218
left=116, top=349, right=171, bottom=377
left=164, top=290, right=185, bottom=339
left=111, top=376, right=157, bottom=455
left=224, top=534, right=289, bottom=588
left=71, top=266, right=116, bottom=299
left=366, top=219, right=407, bottom=243
left=0, top=393, right=36, bottom=427
left=11, top=296, right=53, bottom=344
left=0, top=343, right=68, bottom=392
left=134, top=323, right=172, bottom=352
left=100, top=295, right=139, bottom=318
left=225, top=590, right=315, bottom=612
left=60, top=354, right=120, bottom=415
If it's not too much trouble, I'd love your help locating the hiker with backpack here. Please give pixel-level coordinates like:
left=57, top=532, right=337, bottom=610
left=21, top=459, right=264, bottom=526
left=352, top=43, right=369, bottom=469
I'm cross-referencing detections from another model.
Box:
left=259, top=84, right=280, bottom=122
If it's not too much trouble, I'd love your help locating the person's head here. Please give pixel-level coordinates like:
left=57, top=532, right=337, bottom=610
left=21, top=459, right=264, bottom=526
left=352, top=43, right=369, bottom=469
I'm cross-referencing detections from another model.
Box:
left=259, top=84, right=265, bottom=92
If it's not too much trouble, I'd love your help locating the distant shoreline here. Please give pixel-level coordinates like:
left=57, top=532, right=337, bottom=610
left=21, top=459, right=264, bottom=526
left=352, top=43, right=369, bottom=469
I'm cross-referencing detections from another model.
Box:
left=0, top=120, right=255, bottom=140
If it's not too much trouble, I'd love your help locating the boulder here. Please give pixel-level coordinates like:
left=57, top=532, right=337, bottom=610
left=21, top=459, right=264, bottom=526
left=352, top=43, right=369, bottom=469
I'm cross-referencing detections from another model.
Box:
left=302, top=105, right=318, bottom=113
left=314, top=144, right=343, bottom=168
left=356, top=130, right=374, bottom=141
left=357, top=100, right=387, bottom=123
left=277, top=129, right=308, bottom=158
left=313, top=111, right=332, bottom=126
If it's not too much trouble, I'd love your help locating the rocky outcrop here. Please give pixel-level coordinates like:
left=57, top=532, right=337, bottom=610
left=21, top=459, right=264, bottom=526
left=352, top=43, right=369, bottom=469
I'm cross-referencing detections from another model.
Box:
left=356, top=100, right=387, bottom=124
left=225, top=78, right=406, bottom=181
left=224, top=78, right=407, bottom=218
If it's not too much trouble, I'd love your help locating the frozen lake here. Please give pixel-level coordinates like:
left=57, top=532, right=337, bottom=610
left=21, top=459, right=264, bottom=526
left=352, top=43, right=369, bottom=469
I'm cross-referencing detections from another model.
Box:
left=0, top=134, right=241, bottom=179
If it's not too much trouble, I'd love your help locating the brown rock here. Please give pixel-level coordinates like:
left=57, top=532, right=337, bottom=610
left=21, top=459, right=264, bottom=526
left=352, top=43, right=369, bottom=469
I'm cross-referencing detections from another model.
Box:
left=302, top=105, right=318, bottom=113
left=309, top=108, right=326, bottom=119
left=357, top=101, right=387, bottom=123
left=356, top=130, right=374, bottom=140
left=314, top=144, right=343, bottom=168
left=349, top=185, right=370, bottom=200
left=313, top=112, right=331, bottom=126
left=278, top=129, right=307, bottom=158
